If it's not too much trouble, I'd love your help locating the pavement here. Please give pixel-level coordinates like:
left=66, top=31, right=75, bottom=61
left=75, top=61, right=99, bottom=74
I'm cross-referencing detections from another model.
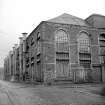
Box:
left=0, top=80, right=105, bottom=105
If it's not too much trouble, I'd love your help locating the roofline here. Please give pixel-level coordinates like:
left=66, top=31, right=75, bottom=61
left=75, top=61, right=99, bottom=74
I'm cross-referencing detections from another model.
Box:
left=25, top=20, right=100, bottom=41
left=91, top=13, right=105, bottom=18
left=26, top=21, right=45, bottom=41
left=47, top=13, right=85, bottom=21
left=85, top=13, right=105, bottom=21
left=45, top=21, right=93, bottom=28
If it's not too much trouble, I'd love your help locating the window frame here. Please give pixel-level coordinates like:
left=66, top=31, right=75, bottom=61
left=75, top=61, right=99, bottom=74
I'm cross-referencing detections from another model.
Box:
left=55, top=29, right=68, bottom=43
left=77, top=31, right=91, bottom=67
left=77, top=31, right=90, bottom=53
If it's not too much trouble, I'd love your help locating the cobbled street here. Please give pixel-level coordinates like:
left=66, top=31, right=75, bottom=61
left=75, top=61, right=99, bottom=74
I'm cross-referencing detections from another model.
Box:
left=0, top=80, right=105, bottom=105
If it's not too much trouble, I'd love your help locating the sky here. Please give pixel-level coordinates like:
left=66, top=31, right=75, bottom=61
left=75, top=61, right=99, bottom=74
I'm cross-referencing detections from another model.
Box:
left=0, top=0, right=105, bottom=67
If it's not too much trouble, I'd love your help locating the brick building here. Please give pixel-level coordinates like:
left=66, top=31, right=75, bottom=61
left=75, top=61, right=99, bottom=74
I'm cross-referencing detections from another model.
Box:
left=4, top=13, right=105, bottom=84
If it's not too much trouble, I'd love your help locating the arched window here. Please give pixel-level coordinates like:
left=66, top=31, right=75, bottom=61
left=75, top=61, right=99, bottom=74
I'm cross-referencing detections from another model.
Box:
left=78, top=31, right=91, bottom=68
left=55, top=29, right=69, bottom=77
left=55, top=29, right=68, bottom=43
left=78, top=32, right=90, bottom=53
left=99, top=33, right=105, bottom=64
left=31, top=37, right=34, bottom=46
left=100, top=33, right=105, bottom=39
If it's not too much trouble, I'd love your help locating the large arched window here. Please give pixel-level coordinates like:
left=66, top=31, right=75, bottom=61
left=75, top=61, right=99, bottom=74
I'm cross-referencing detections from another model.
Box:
left=78, top=31, right=91, bottom=81
left=99, top=33, right=105, bottom=64
left=78, top=31, right=91, bottom=67
left=55, top=29, right=68, bottom=43
left=55, top=29, right=69, bottom=52
left=78, top=31, right=90, bottom=53
left=55, top=29, right=69, bottom=77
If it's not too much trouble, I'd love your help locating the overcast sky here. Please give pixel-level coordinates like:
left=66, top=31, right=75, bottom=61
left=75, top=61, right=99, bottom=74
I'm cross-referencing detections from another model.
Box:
left=0, top=0, right=105, bottom=67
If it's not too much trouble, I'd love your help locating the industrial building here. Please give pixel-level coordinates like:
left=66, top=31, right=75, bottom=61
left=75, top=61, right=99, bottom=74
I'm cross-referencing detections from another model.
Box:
left=4, top=13, right=105, bottom=84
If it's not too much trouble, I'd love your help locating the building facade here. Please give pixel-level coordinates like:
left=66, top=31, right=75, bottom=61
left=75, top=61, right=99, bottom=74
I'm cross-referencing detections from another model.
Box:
left=4, top=13, right=105, bottom=84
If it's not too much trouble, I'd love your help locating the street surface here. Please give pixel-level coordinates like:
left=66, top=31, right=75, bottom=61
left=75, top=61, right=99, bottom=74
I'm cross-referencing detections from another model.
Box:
left=0, top=80, right=105, bottom=105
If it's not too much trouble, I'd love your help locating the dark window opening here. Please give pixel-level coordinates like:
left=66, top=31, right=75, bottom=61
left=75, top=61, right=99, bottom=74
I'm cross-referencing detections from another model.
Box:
left=31, top=57, right=34, bottom=65
left=37, top=32, right=41, bottom=40
left=26, top=43, right=29, bottom=51
left=100, top=33, right=105, bottom=39
left=26, top=58, right=29, bottom=68
left=37, top=59, right=41, bottom=63
left=31, top=37, right=34, bottom=46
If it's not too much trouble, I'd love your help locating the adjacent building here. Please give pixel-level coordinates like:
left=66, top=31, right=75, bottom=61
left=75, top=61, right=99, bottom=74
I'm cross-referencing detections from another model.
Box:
left=4, top=13, right=105, bottom=84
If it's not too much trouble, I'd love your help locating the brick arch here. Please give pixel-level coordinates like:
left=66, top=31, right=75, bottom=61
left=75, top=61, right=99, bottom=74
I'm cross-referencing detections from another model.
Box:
left=77, top=31, right=90, bottom=53
left=77, top=30, right=90, bottom=38
left=55, top=29, right=69, bottom=43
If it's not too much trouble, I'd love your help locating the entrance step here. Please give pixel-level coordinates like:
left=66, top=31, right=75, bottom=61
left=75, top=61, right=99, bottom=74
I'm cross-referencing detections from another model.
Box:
left=51, top=77, right=73, bottom=85
left=54, top=76, right=72, bottom=81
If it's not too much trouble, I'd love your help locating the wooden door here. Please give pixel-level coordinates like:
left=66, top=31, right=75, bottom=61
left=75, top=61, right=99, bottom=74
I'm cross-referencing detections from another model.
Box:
left=56, top=60, right=69, bottom=77
left=63, top=61, right=69, bottom=76
left=92, top=66, right=102, bottom=82
left=36, top=63, right=41, bottom=82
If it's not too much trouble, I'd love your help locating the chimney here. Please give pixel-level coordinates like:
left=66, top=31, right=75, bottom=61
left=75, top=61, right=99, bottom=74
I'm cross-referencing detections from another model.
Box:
left=9, top=51, right=13, bottom=55
left=19, top=37, right=23, bottom=44
left=12, top=46, right=15, bottom=53
left=14, top=44, right=18, bottom=49
left=22, top=32, right=27, bottom=40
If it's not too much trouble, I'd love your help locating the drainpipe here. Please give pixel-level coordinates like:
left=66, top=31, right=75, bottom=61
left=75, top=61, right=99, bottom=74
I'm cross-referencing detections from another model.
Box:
left=22, top=33, right=28, bottom=81
left=19, top=37, right=23, bottom=81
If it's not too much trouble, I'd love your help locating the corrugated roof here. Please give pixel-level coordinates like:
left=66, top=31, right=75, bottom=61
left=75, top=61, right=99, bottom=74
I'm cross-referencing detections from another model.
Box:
left=47, top=13, right=90, bottom=26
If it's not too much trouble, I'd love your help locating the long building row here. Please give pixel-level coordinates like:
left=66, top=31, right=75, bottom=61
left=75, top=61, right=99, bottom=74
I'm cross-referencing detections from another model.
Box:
left=4, top=13, right=105, bottom=84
